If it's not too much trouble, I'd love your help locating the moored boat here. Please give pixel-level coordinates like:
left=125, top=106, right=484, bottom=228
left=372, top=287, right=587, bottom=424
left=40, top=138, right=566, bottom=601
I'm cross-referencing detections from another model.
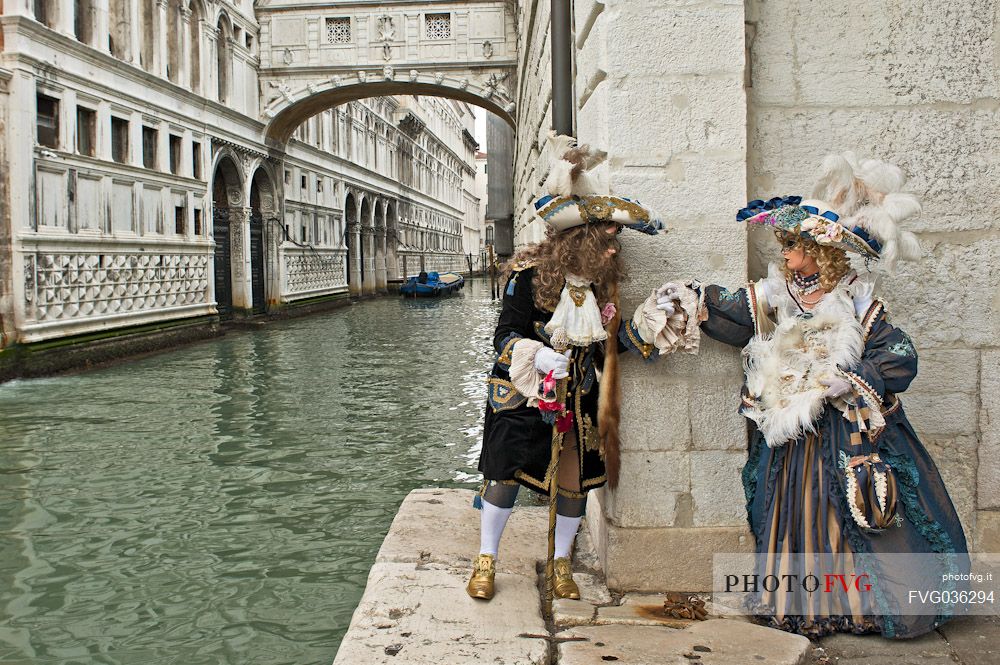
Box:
left=399, top=271, right=465, bottom=297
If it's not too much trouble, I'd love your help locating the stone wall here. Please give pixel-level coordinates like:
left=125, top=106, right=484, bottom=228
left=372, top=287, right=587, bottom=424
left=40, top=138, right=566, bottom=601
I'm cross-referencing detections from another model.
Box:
left=513, top=0, right=999, bottom=590
left=746, top=0, right=1000, bottom=554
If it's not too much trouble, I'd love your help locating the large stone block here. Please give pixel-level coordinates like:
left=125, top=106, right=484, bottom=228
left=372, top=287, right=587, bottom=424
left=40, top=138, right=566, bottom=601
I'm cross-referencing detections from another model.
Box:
left=608, top=156, right=748, bottom=224
left=690, top=451, right=749, bottom=527
left=603, top=451, right=691, bottom=528
left=908, top=348, right=980, bottom=396
left=559, top=621, right=810, bottom=665
left=619, top=221, right=748, bottom=296
left=923, top=436, right=979, bottom=546
left=605, top=3, right=744, bottom=76
left=332, top=562, right=548, bottom=665
left=603, top=523, right=753, bottom=591
left=975, top=510, right=1000, bottom=552
left=980, top=351, right=1000, bottom=510
left=689, top=378, right=747, bottom=451
left=619, top=373, right=692, bottom=452
left=748, top=107, right=1000, bottom=234
left=600, top=75, right=747, bottom=165
left=904, top=392, right=979, bottom=437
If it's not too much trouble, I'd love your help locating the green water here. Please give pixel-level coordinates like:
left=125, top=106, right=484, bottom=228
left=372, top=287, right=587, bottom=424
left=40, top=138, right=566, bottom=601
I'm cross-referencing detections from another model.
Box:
left=0, top=279, right=499, bottom=664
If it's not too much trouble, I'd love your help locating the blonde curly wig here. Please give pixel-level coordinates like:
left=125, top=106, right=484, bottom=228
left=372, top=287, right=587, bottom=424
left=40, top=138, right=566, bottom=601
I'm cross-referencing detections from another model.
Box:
left=506, top=224, right=626, bottom=311
left=776, top=231, right=851, bottom=292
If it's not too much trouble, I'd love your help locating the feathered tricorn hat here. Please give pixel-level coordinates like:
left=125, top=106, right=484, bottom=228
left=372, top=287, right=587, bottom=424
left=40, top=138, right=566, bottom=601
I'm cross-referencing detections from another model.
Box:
left=533, top=132, right=664, bottom=236
left=737, top=152, right=922, bottom=272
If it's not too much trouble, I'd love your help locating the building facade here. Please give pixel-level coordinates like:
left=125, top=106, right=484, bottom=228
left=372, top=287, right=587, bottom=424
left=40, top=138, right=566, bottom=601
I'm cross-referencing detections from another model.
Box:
left=513, top=0, right=1000, bottom=590
left=0, top=0, right=480, bottom=351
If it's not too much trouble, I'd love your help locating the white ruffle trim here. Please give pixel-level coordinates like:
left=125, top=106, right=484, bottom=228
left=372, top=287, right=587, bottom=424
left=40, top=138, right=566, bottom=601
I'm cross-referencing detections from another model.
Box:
left=544, top=275, right=608, bottom=347
left=509, top=339, right=545, bottom=407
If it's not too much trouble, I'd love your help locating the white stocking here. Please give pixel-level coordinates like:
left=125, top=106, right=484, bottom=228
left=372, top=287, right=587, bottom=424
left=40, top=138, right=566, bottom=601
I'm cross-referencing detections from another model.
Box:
left=479, top=500, right=513, bottom=557
left=554, top=514, right=583, bottom=559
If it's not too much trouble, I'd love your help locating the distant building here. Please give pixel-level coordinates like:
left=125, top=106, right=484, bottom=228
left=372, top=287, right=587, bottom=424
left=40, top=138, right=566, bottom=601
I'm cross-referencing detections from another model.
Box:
left=485, top=114, right=514, bottom=258
left=0, top=2, right=479, bottom=349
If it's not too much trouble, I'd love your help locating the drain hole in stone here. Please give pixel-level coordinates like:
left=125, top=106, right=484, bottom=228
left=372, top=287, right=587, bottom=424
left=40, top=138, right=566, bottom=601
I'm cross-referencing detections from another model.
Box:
left=601, top=657, right=618, bottom=662
left=693, top=645, right=712, bottom=652
left=595, top=642, right=605, bottom=647
left=384, top=644, right=403, bottom=656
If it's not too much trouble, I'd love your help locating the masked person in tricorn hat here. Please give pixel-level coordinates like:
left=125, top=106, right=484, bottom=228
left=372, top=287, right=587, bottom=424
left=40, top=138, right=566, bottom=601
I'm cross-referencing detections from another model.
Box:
left=467, top=134, right=696, bottom=601
left=655, top=153, right=970, bottom=638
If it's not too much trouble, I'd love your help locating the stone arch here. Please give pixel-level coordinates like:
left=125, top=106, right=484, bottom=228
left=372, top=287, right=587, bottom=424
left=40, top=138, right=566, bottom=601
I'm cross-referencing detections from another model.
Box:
left=344, top=190, right=359, bottom=296
left=248, top=166, right=276, bottom=314
left=359, top=194, right=375, bottom=296
left=385, top=200, right=400, bottom=282
left=263, top=80, right=514, bottom=144
left=210, top=153, right=244, bottom=316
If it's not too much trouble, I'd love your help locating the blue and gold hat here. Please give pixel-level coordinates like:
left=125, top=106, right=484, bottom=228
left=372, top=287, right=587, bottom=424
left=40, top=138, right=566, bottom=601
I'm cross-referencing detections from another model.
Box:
left=534, top=194, right=663, bottom=235
left=737, top=196, right=881, bottom=259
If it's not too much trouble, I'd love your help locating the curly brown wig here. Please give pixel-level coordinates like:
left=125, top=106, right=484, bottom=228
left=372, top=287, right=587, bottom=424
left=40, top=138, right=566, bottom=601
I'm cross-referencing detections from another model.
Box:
left=776, top=231, right=852, bottom=291
left=506, top=223, right=626, bottom=311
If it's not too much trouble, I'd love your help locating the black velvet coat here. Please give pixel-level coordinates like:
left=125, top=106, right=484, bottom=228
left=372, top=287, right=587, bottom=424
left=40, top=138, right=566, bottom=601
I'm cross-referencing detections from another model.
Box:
left=478, top=266, right=609, bottom=494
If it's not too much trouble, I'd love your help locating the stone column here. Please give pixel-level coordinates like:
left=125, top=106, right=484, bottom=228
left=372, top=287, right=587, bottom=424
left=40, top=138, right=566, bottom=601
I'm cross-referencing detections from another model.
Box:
left=95, top=0, right=110, bottom=53
left=180, top=7, right=192, bottom=90
left=55, top=1, right=76, bottom=37
left=204, top=25, right=218, bottom=102
left=155, top=0, right=169, bottom=78
left=375, top=225, right=388, bottom=292
left=265, top=214, right=283, bottom=308
left=348, top=223, right=362, bottom=297
left=127, top=0, right=141, bottom=65
left=361, top=228, right=377, bottom=296
left=228, top=206, right=252, bottom=312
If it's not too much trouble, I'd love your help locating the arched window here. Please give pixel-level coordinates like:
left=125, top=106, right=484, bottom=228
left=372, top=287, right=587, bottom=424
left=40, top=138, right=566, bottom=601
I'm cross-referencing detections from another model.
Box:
left=108, top=0, right=131, bottom=60
left=74, top=1, right=94, bottom=45
left=166, top=0, right=182, bottom=84
left=216, top=15, right=232, bottom=104
left=189, top=1, right=203, bottom=93
left=138, top=0, right=155, bottom=72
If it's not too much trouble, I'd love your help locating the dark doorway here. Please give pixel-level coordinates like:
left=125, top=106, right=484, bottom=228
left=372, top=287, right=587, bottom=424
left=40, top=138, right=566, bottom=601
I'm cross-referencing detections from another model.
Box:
left=211, top=157, right=241, bottom=318
left=249, top=211, right=266, bottom=314
left=345, top=193, right=356, bottom=289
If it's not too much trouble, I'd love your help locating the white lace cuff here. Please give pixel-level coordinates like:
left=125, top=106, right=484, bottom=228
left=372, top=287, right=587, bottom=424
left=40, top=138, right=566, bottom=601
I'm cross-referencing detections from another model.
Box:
left=633, top=284, right=703, bottom=356
left=509, top=339, right=545, bottom=406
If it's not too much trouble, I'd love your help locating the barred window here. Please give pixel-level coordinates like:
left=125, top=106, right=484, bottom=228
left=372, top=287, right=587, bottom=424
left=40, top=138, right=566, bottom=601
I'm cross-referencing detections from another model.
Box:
left=425, top=13, right=451, bottom=40
left=326, top=17, right=350, bottom=44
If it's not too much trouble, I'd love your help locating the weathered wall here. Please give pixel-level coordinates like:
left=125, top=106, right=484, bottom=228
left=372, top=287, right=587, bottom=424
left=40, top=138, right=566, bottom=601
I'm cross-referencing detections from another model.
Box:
left=746, top=0, right=1000, bottom=554
left=514, top=0, right=999, bottom=591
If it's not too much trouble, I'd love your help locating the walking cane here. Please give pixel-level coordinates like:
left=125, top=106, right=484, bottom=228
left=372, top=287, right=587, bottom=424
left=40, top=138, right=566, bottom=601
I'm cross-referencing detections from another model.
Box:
left=543, top=331, right=572, bottom=619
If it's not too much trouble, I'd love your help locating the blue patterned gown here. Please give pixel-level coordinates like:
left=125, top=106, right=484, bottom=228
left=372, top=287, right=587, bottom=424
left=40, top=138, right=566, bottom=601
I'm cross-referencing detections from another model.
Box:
left=696, top=278, right=969, bottom=639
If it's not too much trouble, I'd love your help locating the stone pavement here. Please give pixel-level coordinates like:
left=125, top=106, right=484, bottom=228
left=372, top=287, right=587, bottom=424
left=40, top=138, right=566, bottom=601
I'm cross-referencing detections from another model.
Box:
left=333, top=489, right=999, bottom=664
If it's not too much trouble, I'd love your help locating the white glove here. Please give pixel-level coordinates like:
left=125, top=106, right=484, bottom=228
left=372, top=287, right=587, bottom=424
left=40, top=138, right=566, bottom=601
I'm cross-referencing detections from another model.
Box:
left=820, top=376, right=852, bottom=399
left=655, top=282, right=684, bottom=316
left=534, top=346, right=571, bottom=379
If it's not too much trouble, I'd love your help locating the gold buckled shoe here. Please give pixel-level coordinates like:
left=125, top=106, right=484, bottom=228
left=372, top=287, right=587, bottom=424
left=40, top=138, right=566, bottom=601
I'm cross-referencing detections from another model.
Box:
left=466, top=553, right=496, bottom=600
left=553, top=557, right=581, bottom=599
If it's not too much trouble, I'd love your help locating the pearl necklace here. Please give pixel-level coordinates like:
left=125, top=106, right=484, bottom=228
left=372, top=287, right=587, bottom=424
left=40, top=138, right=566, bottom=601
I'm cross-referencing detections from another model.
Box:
left=792, top=271, right=822, bottom=296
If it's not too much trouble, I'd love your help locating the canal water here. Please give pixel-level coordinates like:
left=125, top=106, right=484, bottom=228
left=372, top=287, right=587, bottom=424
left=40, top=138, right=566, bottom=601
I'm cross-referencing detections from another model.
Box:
left=0, top=278, right=500, bottom=665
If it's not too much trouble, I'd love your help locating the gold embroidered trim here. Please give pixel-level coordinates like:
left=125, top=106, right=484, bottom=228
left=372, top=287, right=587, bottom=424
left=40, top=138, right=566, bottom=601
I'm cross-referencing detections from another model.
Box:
left=510, top=259, right=538, bottom=273
left=557, top=487, right=587, bottom=499
left=497, top=336, right=521, bottom=366
left=624, top=320, right=654, bottom=359
left=582, top=474, right=607, bottom=489
left=487, top=378, right=520, bottom=405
